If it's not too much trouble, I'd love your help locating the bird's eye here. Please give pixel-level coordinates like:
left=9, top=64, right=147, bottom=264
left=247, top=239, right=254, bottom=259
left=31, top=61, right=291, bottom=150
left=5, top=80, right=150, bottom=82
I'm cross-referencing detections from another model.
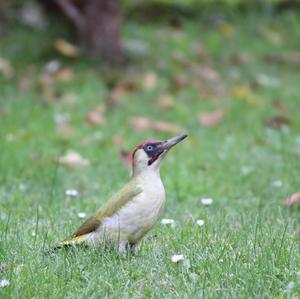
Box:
left=147, top=145, right=153, bottom=151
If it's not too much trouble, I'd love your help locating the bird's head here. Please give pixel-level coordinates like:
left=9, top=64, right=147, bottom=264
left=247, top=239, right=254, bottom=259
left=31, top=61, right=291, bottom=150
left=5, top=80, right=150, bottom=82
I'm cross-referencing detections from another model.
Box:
left=131, top=134, right=188, bottom=176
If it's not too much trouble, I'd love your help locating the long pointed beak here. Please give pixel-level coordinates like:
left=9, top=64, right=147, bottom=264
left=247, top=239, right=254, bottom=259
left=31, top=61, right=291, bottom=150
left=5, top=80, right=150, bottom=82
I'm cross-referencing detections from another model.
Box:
left=161, top=134, right=188, bottom=151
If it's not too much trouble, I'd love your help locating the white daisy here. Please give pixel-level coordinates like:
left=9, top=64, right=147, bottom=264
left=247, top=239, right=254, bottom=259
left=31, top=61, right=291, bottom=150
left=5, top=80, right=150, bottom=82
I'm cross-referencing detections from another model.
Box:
left=201, top=198, right=213, bottom=205
left=0, top=279, right=10, bottom=288
left=65, top=189, right=79, bottom=197
left=161, top=219, right=175, bottom=226
left=77, top=212, right=86, bottom=219
left=196, top=219, right=205, bottom=226
left=171, top=254, right=184, bottom=263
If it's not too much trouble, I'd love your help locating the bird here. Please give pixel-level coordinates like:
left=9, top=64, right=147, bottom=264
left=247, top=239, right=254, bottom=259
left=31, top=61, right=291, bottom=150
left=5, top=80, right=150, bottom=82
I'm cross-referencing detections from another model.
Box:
left=53, top=134, right=188, bottom=254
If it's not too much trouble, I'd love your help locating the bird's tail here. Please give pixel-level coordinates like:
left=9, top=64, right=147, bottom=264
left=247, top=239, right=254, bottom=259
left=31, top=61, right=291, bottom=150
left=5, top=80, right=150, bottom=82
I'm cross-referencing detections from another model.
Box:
left=50, top=235, right=88, bottom=251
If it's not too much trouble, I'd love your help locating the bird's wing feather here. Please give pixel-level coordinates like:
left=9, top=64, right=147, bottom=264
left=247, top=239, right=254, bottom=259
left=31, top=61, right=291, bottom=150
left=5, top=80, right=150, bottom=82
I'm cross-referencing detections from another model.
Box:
left=70, top=179, right=142, bottom=238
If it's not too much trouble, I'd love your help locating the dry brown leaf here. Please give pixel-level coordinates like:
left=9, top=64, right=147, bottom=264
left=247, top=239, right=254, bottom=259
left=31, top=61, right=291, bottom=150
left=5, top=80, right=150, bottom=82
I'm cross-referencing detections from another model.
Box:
left=85, top=106, right=106, bottom=126
left=56, top=151, right=90, bottom=167
left=129, top=117, right=185, bottom=134
left=229, top=52, right=253, bottom=65
left=172, top=75, right=190, bottom=91
left=129, top=117, right=151, bottom=131
left=265, top=52, right=300, bottom=66
left=0, top=264, right=8, bottom=273
left=267, top=116, right=290, bottom=129
left=272, top=100, right=284, bottom=112
left=153, top=121, right=184, bottom=134
left=142, top=72, right=158, bottom=90
left=199, top=110, right=225, bottom=127
left=220, top=23, right=235, bottom=37
left=119, top=150, right=132, bottom=169
left=0, top=57, right=13, bottom=79
left=112, top=135, right=124, bottom=146
left=56, top=122, right=75, bottom=135
left=156, top=94, right=175, bottom=110
left=284, top=192, right=300, bottom=208
left=231, top=85, right=261, bottom=106
left=197, top=66, right=219, bottom=82
left=53, top=38, right=80, bottom=58
left=54, top=67, right=74, bottom=82
left=108, top=80, right=139, bottom=107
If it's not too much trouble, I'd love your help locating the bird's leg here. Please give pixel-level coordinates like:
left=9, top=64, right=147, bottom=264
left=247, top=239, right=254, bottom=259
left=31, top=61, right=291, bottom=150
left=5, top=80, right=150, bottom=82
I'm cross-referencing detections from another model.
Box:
left=118, top=241, right=127, bottom=255
left=130, top=243, right=139, bottom=256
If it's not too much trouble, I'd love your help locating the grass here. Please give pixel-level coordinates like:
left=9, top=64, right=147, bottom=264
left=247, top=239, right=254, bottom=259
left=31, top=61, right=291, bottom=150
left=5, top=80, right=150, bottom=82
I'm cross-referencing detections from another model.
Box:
left=1, top=9, right=300, bottom=298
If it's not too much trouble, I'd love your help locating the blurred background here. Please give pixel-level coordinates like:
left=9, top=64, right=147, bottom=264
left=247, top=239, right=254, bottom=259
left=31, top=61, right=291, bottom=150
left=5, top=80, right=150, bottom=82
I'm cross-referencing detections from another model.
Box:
left=1, top=0, right=300, bottom=193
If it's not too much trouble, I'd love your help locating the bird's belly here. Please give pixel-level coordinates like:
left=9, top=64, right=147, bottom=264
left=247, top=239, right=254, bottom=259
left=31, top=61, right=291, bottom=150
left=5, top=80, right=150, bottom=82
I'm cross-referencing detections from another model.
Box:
left=95, top=189, right=165, bottom=245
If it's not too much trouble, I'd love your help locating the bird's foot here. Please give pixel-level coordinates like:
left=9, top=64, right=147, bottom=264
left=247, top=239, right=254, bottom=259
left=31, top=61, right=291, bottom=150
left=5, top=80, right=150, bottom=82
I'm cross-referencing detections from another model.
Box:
left=130, top=243, right=139, bottom=256
left=118, top=241, right=127, bottom=255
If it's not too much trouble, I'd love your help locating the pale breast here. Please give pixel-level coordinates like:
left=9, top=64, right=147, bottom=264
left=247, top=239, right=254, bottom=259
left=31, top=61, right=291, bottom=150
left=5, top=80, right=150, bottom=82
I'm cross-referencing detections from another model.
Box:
left=99, top=172, right=165, bottom=244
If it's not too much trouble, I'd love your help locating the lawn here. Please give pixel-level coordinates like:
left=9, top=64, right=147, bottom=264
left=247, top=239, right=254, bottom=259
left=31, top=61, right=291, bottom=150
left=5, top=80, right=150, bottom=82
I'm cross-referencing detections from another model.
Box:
left=0, top=8, right=300, bottom=298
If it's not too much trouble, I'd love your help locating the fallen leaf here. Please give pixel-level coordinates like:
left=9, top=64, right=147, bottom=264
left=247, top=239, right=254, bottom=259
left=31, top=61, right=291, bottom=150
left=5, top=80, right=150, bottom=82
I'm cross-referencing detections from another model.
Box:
left=156, top=94, right=175, bottom=110
left=193, top=65, right=219, bottom=82
left=265, top=52, right=300, bottom=66
left=267, top=116, right=290, bottom=128
left=231, top=85, right=261, bottom=106
left=54, top=67, right=74, bottom=82
left=119, top=150, right=132, bottom=168
left=220, top=22, right=235, bottom=37
left=0, top=264, right=8, bottom=273
left=199, top=110, right=224, bottom=127
left=57, top=151, right=90, bottom=167
left=85, top=106, right=106, bottom=126
left=129, top=117, right=185, bottom=134
left=172, top=75, right=190, bottom=91
left=0, top=57, right=13, bottom=79
left=272, top=100, right=284, bottom=112
left=53, top=38, right=80, bottom=58
left=153, top=121, right=184, bottom=134
left=56, top=122, right=75, bottom=135
left=108, top=80, right=138, bottom=107
left=142, top=72, right=158, bottom=90
left=112, top=135, right=124, bottom=146
left=229, top=52, right=253, bottom=65
left=284, top=192, right=300, bottom=208
left=129, top=117, right=151, bottom=131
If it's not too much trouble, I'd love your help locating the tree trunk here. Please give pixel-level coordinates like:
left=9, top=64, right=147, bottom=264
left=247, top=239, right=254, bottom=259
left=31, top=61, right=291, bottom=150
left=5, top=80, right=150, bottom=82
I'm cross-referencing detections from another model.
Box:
left=56, top=0, right=123, bottom=64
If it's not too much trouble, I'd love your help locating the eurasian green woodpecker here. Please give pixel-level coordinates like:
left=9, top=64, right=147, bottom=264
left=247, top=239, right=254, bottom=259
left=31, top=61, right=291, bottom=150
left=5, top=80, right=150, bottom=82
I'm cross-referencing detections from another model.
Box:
left=54, top=134, right=188, bottom=254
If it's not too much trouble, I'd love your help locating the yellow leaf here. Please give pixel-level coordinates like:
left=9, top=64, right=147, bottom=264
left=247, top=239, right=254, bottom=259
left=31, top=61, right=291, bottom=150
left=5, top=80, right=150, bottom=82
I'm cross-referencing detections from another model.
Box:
left=53, top=38, right=80, bottom=58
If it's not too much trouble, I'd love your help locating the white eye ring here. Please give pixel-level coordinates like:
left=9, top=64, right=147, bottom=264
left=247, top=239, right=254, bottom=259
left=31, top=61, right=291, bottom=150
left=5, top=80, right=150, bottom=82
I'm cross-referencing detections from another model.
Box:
left=147, top=145, right=153, bottom=151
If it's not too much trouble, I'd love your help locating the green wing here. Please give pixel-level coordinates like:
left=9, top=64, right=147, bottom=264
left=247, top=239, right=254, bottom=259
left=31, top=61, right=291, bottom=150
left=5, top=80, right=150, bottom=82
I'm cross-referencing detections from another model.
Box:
left=71, top=179, right=142, bottom=238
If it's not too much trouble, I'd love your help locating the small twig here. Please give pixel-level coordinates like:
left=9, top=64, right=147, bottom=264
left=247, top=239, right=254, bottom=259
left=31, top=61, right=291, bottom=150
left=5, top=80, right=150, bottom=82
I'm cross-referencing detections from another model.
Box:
left=56, top=0, right=85, bottom=31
